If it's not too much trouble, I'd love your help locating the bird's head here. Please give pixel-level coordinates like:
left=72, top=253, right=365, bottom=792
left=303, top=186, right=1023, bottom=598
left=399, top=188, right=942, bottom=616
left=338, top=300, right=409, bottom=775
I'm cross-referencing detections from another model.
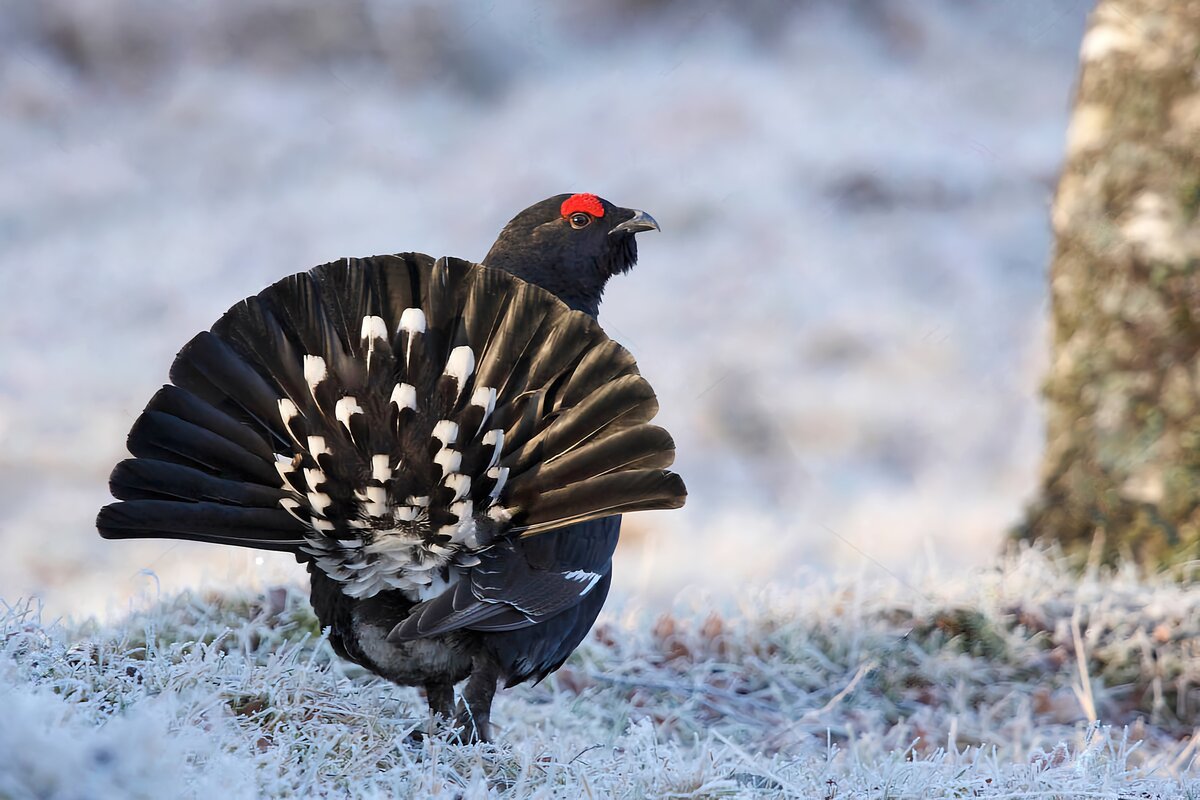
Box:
left=482, top=193, right=660, bottom=318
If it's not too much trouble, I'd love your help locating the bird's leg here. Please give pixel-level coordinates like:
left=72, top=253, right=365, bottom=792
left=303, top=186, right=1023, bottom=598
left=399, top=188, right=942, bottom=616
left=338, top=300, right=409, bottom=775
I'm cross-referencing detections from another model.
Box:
left=424, top=681, right=455, bottom=722
left=454, top=656, right=501, bottom=743
left=404, top=681, right=456, bottom=744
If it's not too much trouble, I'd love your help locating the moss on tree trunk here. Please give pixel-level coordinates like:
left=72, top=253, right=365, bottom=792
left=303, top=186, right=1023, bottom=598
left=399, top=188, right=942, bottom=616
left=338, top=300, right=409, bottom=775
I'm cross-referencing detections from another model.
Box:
left=1017, top=0, right=1200, bottom=567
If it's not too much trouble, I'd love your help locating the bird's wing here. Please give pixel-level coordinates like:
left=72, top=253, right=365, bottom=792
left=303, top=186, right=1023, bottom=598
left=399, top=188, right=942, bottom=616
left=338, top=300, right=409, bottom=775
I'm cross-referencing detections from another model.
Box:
left=387, top=518, right=619, bottom=639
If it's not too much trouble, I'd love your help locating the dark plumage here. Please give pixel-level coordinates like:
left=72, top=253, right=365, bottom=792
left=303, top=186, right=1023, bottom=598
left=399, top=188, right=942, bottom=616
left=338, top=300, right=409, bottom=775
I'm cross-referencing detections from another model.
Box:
left=97, top=193, right=683, bottom=742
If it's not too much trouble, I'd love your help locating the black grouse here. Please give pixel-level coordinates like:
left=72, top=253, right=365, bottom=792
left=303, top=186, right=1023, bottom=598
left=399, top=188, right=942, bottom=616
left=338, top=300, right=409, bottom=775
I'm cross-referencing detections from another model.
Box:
left=97, top=193, right=686, bottom=742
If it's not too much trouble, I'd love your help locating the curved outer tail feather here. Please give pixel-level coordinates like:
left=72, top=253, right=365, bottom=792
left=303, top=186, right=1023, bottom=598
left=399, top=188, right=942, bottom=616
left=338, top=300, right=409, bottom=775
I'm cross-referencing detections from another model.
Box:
left=97, top=254, right=686, bottom=602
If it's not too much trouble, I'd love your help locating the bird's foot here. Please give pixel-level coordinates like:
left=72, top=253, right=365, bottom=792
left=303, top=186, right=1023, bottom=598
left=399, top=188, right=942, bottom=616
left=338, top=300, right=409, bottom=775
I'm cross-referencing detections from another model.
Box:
left=451, top=708, right=491, bottom=744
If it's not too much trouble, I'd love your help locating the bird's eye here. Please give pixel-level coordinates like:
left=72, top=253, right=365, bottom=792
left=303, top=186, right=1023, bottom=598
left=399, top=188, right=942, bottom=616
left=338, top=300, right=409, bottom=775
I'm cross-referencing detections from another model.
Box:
left=568, top=213, right=591, bottom=229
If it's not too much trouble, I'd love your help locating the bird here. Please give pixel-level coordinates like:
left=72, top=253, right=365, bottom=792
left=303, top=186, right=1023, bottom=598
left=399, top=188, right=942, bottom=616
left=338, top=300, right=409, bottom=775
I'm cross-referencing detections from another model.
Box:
left=96, top=193, right=686, bottom=742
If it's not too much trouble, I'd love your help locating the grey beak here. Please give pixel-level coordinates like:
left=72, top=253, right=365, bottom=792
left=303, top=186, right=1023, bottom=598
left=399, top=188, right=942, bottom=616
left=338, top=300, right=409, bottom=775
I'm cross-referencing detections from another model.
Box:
left=610, top=209, right=660, bottom=235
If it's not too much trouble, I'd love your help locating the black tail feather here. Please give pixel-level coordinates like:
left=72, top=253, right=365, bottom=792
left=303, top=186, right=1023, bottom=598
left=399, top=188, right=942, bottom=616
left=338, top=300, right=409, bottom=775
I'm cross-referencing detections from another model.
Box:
left=126, top=410, right=277, bottom=485
left=511, top=469, right=687, bottom=537
left=501, top=374, right=658, bottom=481
left=553, top=341, right=639, bottom=412
left=109, top=458, right=289, bottom=507
left=97, top=499, right=305, bottom=551
left=510, top=425, right=676, bottom=491
left=141, top=385, right=276, bottom=460
left=170, top=330, right=292, bottom=448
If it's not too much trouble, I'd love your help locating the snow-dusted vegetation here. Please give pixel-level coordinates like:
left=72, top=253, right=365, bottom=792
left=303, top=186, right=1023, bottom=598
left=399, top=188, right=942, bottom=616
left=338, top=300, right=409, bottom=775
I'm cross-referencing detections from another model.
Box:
left=4, top=548, right=1198, bottom=798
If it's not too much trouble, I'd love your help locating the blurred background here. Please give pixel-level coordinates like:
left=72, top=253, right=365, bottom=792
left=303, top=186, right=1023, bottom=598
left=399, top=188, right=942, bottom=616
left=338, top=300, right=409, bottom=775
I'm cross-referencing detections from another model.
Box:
left=0, top=0, right=1093, bottom=617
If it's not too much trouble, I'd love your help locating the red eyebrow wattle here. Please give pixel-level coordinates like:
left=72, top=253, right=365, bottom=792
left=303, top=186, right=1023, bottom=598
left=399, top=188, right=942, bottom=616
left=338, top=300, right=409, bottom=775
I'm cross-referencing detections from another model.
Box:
left=560, top=193, right=605, bottom=218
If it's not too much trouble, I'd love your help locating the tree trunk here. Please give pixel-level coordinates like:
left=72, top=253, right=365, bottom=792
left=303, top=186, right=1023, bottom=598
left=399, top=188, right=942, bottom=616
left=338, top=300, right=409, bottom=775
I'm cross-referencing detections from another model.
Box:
left=1018, top=0, right=1200, bottom=566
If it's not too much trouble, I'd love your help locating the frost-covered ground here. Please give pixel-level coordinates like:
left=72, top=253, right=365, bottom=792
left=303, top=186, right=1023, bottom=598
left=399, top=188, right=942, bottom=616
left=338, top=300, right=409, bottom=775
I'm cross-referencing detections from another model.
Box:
left=0, top=1, right=1092, bottom=615
left=4, top=548, right=1199, bottom=798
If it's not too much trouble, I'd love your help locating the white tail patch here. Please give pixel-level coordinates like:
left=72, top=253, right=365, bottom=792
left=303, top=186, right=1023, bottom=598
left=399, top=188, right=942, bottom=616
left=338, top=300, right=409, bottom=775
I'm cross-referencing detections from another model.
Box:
left=482, top=429, right=504, bottom=469
left=303, top=355, right=327, bottom=396
left=274, top=454, right=300, bottom=493
left=364, top=537, right=414, bottom=559
left=432, top=419, right=459, bottom=446
left=444, top=473, right=471, bottom=503
left=363, top=486, right=388, bottom=517
left=307, top=491, right=332, bottom=516
left=427, top=542, right=453, bottom=561
left=433, top=448, right=461, bottom=475
left=360, top=316, right=388, bottom=340
left=444, top=346, right=475, bottom=397
left=421, top=545, right=452, bottom=563
left=408, top=495, right=430, bottom=507
left=307, top=436, right=331, bottom=458
left=360, top=315, right=388, bottom=371
left=278, top=398, right=299, bottom=424
left=448, top=503, right=478, bottom=547
left=393, top=506, right=420, bottom=522
left=487, top=466, right=509, bottom=500
left=335, top=396, right=363, bottom=432
left=398, top=307, right=426, bottom=364
left=278, top=399, right=302, bottom=443
left=449, top=499, right=472, bottom=521
left=371, top=454, right=391, bottom=483
left=390, top=383, right=417, bottom=412
left=304, top=467, right=327, bottom=490
left=312, top=518, right=336, bottom=532
left=369, top=527, right=423, bottom=545
left=470, top=386, right=497, bottom=432
left=398, top=307, right=426, bottom=335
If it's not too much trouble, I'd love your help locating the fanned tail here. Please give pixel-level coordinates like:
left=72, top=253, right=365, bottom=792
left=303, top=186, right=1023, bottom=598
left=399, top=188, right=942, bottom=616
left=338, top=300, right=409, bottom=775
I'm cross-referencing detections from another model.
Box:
left=98, top=253, right=686, bottom=599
